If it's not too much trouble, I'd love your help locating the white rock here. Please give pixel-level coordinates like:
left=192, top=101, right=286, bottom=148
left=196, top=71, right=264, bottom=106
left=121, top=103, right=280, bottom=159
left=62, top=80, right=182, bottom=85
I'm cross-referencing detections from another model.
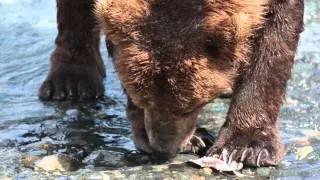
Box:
left=35, top=154, right=78, bottom=171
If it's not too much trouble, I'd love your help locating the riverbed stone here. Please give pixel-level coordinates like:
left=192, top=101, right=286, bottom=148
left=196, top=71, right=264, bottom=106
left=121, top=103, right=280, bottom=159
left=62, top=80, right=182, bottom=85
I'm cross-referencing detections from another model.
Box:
left=21, top=154, right=42, bottom=168
left=83, top=150, right=124, bottom=168
left=34, top=154, right=79, bottom=172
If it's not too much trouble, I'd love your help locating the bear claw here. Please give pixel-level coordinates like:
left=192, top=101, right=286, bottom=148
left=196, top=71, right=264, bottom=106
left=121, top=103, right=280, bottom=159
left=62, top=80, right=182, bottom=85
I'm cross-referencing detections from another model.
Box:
left=39, top=71, right=104, bottom=101
left=207, top=146, right=278, bottom=167
left=206, top=126, right=282, bottom=167
left=181, top=128, right=215, bottom=155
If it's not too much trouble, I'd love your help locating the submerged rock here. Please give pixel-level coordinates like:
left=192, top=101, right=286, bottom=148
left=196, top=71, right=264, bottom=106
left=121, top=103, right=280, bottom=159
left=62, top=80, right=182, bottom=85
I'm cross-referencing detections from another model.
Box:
left=38, top=143, right=59, bottom=154
left=83, top=150, right=124, bottom=168
left=65, top=109, right=80, bottom=117
left=83, top=151, right=105, bottom=165
left=34, top=154, right=79, bottom=172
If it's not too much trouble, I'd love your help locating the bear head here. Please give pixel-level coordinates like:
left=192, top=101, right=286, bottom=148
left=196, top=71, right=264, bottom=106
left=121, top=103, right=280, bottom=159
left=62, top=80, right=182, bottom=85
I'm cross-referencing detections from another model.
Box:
left=95, top=0, right=266, bottom=158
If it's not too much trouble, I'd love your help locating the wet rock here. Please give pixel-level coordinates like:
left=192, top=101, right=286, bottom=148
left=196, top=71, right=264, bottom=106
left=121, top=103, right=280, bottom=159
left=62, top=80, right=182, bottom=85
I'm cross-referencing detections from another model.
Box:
left=190, top=175, right=206, bottom=180
left=83, top=150, right=105, bottom=165
left=38, top=143, right=59, bottom=154
left=34, top=154, right=79, bottom=171
left=20, top=141, right=60, bottom=156
left=239, top=168, right=255, bottom=177
left=21, top=155, right=42, bottom=168
left=65, top=109, right=79, bottom=118
left=67, top=134, right=89, bottom=147
left=202, top=167, right=213, bottom=175
left=64, top=109, right=80, bottom=122
left=83, top=150, right=124, bottom=167
left=257, top=167, right=272, bottom=177
left=122, top=151, right=152, bottom=166
left=151, top=164, right=169, bottom=172
left=40, top=121, right=61, bottom=137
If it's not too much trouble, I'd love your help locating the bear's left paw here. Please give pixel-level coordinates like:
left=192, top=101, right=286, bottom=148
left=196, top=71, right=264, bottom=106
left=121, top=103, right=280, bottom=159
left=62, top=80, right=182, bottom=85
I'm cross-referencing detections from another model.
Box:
left=206, top=126, right=283, bottom=167
left=181, top=128, right=215, bottom=156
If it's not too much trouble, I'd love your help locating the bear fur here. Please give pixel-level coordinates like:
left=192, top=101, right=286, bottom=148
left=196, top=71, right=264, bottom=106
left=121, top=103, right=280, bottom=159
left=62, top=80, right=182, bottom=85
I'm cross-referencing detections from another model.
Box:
left=40, top=0, right=304, bottom=166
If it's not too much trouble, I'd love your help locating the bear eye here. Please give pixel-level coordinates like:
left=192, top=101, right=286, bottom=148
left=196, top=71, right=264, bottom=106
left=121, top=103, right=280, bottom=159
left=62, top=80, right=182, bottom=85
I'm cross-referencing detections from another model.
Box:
left=204, top=37, right=220, bottom=57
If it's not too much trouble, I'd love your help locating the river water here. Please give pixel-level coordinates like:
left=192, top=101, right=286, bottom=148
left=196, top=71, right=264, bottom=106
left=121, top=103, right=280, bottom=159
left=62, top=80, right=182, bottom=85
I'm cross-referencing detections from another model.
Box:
left=0, top=0, right=319, bottom=179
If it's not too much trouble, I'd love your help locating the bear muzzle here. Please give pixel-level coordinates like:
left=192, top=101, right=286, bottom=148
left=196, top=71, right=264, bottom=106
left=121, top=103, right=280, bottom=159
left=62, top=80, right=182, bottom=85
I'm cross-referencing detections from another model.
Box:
left=143, top=108, right=198, bottom=160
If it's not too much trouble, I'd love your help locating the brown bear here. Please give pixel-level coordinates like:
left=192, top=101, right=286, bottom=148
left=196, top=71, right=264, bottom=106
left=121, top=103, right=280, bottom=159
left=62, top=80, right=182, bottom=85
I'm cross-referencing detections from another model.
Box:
left=39, top=0, right=304, bottom=167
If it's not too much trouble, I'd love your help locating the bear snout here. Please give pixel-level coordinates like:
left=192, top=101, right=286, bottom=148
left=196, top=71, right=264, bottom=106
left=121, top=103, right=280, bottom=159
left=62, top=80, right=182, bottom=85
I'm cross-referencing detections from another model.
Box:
left=143, top=108, right=198, bottom=159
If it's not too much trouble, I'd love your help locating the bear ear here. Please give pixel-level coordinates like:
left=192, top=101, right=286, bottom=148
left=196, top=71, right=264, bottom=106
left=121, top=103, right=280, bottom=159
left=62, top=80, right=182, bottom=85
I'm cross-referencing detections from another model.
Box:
left=95, top=0, right=150, bottom=44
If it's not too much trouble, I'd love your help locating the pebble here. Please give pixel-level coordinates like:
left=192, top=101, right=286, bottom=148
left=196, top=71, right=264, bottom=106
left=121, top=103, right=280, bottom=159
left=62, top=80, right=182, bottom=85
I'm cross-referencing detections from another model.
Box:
left=202, top=167, right=213, bottom=175
left=83, top=150, right=123, bottom=167
left=39, top=143, right=59, bottom=154
left=65, top=109, right=80, bottom=119
left=82, top=151, right=105, bottom=165
left=190, top=175, right=205, bottom=180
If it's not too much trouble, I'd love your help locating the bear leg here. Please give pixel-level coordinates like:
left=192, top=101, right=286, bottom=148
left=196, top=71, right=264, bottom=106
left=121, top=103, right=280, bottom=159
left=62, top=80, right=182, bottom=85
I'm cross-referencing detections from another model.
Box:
left=207, top=0, right=304, bottom=167
left=39, top=0, right=105, bottom=101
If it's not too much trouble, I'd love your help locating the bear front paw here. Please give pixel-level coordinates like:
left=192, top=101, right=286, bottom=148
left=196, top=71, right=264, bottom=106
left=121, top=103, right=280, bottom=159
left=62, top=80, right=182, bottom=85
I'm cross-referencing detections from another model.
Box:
left=181, top=128, right=215, bottom=155
left=39, top=62, right=104, bottom=101
left=206, top=126, right=283, bottom=167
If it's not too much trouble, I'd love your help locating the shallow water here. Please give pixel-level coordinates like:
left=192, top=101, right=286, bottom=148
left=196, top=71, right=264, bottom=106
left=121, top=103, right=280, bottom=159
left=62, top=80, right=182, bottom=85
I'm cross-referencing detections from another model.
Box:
left=0, top=0, right=319, bottom=179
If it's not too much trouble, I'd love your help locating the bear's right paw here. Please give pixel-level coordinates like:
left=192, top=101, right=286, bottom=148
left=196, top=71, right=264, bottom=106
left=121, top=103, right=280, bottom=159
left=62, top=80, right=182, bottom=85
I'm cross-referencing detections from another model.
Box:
left=39, top=63, right=104, bottom=101
left=206, top=126, right=283, bottom=167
